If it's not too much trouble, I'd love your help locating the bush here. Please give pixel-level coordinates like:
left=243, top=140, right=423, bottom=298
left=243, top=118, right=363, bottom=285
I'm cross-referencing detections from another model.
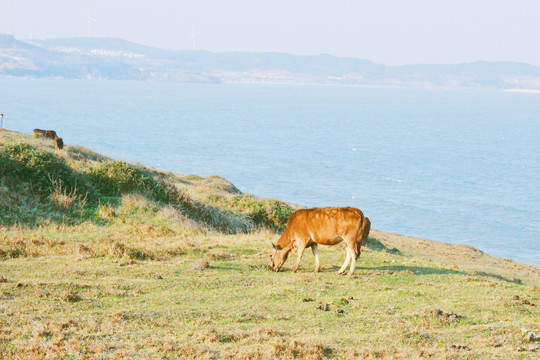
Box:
left=90, top=160, right=146, bottom=195
left=0, top=152, right=10, bottom=173
left=232, top=196, right=294, bottom=232
left=2, top=143, right=90, bottom=199
left=1, top=141, right=293, bottom=233
left=89, top=160, right=178, bottom=202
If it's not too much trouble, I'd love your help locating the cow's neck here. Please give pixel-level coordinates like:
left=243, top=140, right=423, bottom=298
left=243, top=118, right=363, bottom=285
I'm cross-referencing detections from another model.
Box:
left=276, top=233, right=294, bottom=251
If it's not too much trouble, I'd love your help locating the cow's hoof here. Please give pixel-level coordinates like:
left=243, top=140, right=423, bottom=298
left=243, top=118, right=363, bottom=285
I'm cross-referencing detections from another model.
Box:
left=315, top=267, right=320, bottom=273
left=347, top=272, right=354, bottom=277
left=337, top=271, right=345, bottom=275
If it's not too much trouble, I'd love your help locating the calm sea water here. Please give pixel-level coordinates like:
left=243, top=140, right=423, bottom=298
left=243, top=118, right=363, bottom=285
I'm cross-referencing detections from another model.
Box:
left=1, top=79, right=539, bottom=266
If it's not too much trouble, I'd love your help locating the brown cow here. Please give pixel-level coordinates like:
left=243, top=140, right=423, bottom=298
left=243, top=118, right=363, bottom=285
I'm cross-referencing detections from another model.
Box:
left=270, top=207, right=370, bottom=276
left=33, top=129, right=58, bottom=139
left=54, top=137, right=64, bottom=150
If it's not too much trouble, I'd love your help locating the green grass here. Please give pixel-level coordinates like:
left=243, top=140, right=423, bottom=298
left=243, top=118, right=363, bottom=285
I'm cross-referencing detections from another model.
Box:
left=1, top=129, right=539, bottom=359
left=0, top=129, right=295, bottom=232
left=1, top=236, right=539, bottom=359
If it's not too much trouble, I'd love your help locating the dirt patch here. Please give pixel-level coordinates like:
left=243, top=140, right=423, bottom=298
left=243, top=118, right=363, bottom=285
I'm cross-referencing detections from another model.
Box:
left=193, top=327, right=281, bottom=344
left=419, top=308, right=463, bottom=321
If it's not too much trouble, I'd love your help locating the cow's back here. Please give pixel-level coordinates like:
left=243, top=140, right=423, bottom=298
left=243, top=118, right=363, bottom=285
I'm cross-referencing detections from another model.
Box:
left=33, top=129, right=58, bottom=139
left=285, top=207, right=363, bottom=245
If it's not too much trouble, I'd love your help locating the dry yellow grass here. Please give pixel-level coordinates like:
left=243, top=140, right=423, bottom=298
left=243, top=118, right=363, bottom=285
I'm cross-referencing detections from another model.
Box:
left=1, top=224, right=539, bottom=359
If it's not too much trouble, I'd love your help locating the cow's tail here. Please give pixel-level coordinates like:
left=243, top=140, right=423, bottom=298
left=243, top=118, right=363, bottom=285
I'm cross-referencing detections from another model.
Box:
left=355, top=216, right=371, bottom=259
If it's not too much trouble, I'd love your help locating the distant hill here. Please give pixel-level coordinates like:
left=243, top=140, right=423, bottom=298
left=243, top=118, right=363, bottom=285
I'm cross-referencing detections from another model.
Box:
left=0, top=34, right=143, bottom=80
left=2, top=34, right=540, bottom=89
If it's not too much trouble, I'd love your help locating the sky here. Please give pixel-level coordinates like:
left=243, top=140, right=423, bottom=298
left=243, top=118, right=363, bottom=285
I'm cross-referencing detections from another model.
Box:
left=1, top=0, right=540, bottom=66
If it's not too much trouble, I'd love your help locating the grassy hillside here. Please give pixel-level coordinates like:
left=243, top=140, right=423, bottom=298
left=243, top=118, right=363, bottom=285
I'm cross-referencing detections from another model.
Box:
left=0, top=130, right=295, bottom=233
left=1, top=129, right=539, bottom=359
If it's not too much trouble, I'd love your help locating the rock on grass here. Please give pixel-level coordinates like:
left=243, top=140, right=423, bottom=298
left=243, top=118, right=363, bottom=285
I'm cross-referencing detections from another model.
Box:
left=189, top=259, right=210, bottom=272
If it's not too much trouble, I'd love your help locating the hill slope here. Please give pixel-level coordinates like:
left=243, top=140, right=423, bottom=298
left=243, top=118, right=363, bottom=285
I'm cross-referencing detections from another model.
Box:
left=1, top=129, right=539, bottom=359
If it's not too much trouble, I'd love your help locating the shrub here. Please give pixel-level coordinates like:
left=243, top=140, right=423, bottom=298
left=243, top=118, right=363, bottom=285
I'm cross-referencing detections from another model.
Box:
left=2, top=143, right=91, bottom=200
left=176, top=192, right=254, bottom=233
left=1, top=140, right=294, bottom=233
left=90, top=160, right=145, bottom=195
left=48, top=177, right=87, bottom=212
left=0, top=152, right=10, bottom=173
left=89, top=161, right=177, bottom=202
left=232, top=196, right=294, bottom=232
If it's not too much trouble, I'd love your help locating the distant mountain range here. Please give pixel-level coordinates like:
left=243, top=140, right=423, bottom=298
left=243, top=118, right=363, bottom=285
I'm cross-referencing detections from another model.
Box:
left=2, top=34, right=540, bottom=90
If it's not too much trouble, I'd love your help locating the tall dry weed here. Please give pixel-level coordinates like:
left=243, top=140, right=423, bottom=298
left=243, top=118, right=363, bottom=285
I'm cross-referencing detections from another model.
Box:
left=48, top=176, right=87, bottom=210
left=121, top=193, right=149, bottom=210
left=96, top=203, right=116, bottom=220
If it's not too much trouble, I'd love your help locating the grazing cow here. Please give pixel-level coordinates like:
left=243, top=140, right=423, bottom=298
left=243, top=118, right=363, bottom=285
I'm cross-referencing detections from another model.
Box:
left=54, top=137, right=64, bottom=150
left=270, top=207, right=371, bottom=276
left=33, top=129, right=58, bottom=139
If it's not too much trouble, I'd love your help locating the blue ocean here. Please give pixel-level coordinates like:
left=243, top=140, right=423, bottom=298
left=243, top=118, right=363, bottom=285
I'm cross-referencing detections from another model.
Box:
left=1, top=79, right=539, bottom=266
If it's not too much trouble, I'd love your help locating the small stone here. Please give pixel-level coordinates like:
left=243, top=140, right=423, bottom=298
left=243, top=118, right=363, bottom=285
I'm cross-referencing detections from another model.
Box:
left=65, top=293, right=83, bottom=302
left=317, top=303, right=330, bottom=311
left=449, top=344, right=470, bottom=351
left=522, top=328, right=540, bottom=342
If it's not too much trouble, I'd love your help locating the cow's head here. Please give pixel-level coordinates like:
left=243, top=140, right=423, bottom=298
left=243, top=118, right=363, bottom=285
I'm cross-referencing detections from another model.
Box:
left=269, top=243, right=289, bottom=272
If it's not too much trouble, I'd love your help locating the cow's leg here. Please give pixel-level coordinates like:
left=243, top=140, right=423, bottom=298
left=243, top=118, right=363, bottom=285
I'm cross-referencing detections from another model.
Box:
left=292, top=241, right=307, bottom=273
left=311, top=244, right=320, bottom=272
left=347, top=244, right=357, bottom=276
left=337, top=247, right=352, bottom=275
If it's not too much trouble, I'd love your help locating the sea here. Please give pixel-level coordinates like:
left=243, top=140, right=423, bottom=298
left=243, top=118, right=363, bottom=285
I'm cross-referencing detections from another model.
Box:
left=1, top=79, right=539, bottom=266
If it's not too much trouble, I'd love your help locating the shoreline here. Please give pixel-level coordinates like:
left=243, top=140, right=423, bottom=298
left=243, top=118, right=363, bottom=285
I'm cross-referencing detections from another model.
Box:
left=370, top=230, right=540, bottom=285
left=2, top=129, right=540, bottom=358
left=1, top=128, right=539, bottom=284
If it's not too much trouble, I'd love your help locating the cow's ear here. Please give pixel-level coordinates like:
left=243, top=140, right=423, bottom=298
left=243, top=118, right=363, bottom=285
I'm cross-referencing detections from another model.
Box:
left=271, top=242, right=280, bottom=250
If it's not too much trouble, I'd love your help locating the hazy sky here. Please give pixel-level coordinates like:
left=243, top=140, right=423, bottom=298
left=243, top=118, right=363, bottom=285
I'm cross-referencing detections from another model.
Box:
left=1, top=0, right=540, bottom=65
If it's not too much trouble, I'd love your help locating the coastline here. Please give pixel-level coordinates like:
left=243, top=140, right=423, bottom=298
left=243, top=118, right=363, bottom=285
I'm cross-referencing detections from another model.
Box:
left=2, top=129, right=540, bottom=358
left=1, top=128, right=539, bottom=284
left=371, top=230, right=540, bottom=286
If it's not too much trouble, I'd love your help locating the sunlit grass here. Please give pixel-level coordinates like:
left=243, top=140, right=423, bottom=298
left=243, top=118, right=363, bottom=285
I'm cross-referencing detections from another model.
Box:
left=1, top=225, right=539, bottom=359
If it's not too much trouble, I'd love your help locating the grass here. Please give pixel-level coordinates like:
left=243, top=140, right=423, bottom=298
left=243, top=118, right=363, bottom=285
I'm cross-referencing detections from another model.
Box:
left=1, top=129, right=539, bottom=359
left=0, top=129, right=296, bottom=232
